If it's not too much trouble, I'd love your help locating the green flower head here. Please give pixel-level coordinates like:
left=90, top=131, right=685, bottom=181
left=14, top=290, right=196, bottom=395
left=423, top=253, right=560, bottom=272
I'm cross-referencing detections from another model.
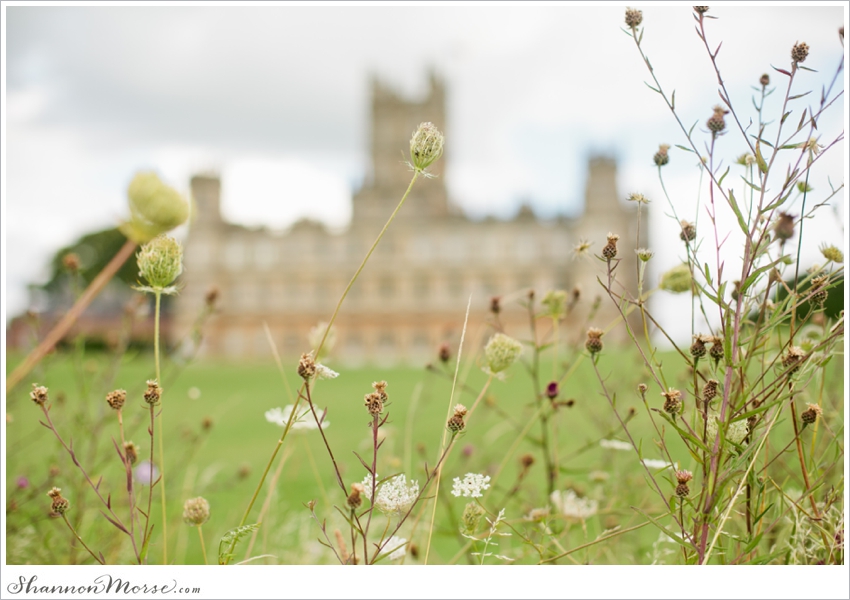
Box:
left=122, top=172, right=189, bottom=243
left=137, top=235, right=183, bottom=292
left=484, top=333, right=523, bottom=376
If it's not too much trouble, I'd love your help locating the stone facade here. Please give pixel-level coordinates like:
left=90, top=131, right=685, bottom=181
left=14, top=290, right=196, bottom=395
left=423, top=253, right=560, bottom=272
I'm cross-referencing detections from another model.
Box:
left=174, top=75, right=643, bottom=364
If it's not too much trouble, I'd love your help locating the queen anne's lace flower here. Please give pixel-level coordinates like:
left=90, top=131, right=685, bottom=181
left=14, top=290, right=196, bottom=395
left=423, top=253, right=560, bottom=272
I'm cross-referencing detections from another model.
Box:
left=361, top=474, right=419, bottom=516
left=383, top=536, right=408, bottom=560
left=265, top=405, right=329, bottom=430
left=550, top=490, right=598, bottom=519
left=600, top=439, right=632, bottom=451
left=451, top=473, right=491, bottom=498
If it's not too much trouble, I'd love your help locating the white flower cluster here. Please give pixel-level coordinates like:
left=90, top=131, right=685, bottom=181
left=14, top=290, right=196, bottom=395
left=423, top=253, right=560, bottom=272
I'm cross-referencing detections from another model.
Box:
left=550, top=490, right=598, bottom=520
left=265, top=405, right=329, bottom=431
left=642, top=459, right=676, bottom=470
left=599, top=439, right=632, bottom=451
left=451, top=473, right=491, bottom=498
left=361, top=473, right=419, bottom=516
left=382, top=536, right=408, bottom=561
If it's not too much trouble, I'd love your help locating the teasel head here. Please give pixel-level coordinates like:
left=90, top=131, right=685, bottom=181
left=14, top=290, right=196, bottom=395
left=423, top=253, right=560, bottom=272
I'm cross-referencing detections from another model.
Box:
left=653, top=144, right=670, bottom=167
left=602, top=233, right=619, bottom=260
left=409, top=122, right=444, bottom=173
left=662, top=389, right=683, bottom=416
left=30, top=384, right=49, bottom=406
left=679, top=220, right=697, bottom=243
left=106, top=389, right=127, bottom=411
left=585, top=327, right=604, bottom=355
left=47, top=487, right=70, bottom=515
left=347, top=482, right=365, bottom=509
left=144, top=380, right=162, bottom=405
left=447, top=404, right=467, bottom=433
left=624, top=7, right=643, bottom=29
left=800, top=403, right=822, bottom=425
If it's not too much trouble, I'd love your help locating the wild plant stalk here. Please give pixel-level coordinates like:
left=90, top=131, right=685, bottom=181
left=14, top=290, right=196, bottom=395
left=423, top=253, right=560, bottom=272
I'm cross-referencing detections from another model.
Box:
left=153, top=290, right=169, bottom=564
left=61, top=513, right=105, bottom=565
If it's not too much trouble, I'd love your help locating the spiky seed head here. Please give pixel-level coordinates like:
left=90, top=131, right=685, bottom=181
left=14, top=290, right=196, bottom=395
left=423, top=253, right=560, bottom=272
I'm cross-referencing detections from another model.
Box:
left=782, top=346, right=806, bottom=373
left=47, top=487, right=69, bottom=515
left=662, top=389, right=683, bottom=415
left=484, top=333, right=523, bottom=374
left=653, top=144, right=670, bottom=166
left=438, top=342, right=451, bottom=364
left=675, top=483, right=691, bottom=497
left=137, top=235, right=183, bottom=290
left=800, top=404, right=822, bottom=425
left=774, top=212, right=796, bottom=242
left=447, top=404, right=467, bottom=432
left=702, top=379, right=719, bottom=403
left=144, top=380, right=162, bottom=405
left=791, top=41, right=809, bottom=64
left=602, top=233, right=619, bottom=260
left=347, top=483, right=365, bottom=509
left=123, top=441, right=139, bottom=465
left=690, top=335, right=707, bottom=359
left=30, top=384, right=49, bottom=406
left=297, top=352, right=317, bottom=380
left=624, top=7, right=643, bottom=28
left=585, top=327, right=604, bottom=355
left=693, top=6, right=709, bottom=14
left=760, top=73, right=770, bottom=87
left=679, top=220, right=697, bottom=242
left=106, top=389, right=127, bottom=410
left=182, top=497, right=210, bottom=526
left=409, top=122, right=444, bottom=172
left=819, top=244, right=844, bottom=264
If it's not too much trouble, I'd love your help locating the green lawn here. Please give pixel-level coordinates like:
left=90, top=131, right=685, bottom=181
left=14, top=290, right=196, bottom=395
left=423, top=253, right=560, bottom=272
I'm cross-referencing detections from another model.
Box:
left=5, top=343, right=843, bottom=565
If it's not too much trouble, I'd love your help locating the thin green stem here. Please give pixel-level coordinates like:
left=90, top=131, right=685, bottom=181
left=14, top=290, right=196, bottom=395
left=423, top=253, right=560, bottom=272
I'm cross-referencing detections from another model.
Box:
left=154, top=290, right=168, bottom=565
left=62, top=514, right=105, bottom=565
left=198, top=526, right=208, bottom=565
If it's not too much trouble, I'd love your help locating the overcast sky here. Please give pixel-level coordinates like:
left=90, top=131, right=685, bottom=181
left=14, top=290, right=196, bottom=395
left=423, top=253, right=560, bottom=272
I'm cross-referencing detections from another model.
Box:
left=3, top=3, right=846, bottom=338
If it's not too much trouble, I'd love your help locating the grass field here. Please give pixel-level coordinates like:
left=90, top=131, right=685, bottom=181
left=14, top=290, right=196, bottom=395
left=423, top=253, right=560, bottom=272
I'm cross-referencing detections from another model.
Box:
left=6, top=341, right=842, bottom=565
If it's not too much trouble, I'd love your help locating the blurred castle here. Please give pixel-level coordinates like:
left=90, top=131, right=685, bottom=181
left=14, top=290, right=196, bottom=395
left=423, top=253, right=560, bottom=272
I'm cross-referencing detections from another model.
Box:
left=175, top=74, right=643, bottom=364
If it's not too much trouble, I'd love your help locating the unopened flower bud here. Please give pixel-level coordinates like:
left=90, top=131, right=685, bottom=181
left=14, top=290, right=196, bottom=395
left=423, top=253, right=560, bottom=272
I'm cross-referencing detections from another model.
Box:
left=447, top=404, right=467, bottom=433
left=585, top=327, right=604, bottom=355
left=144, top=380, right=162, bottom=405
left=662, top=389, right=683, bottom=415
left=602, top=233, right=620, bottom=260
left=653, top=144, right=670, bottom=166
left=47, top=487, right=70, bottom=515
left=409, top=122, right=444, bottom=172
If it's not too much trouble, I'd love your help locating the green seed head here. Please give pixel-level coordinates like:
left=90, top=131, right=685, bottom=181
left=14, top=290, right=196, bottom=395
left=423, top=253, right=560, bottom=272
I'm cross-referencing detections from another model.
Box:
left=484, top=333, right=523, bottom=375
left=409, top=122, right=444, bottom=172
left=137, top=235, right=183, bottom=290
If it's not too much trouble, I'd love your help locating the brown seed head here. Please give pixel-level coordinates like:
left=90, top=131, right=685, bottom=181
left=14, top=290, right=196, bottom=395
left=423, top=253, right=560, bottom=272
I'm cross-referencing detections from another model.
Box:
left=298, top=352, right=317, bottom=380
left=372, top=381, right=388, bottom=403
left=123, top=441, right=139, bottom=465
left=774, top=212, right=796, bottom=242
left=447, top=404, right=468, bottom=433
left=791, top=41, right=809, bottom=64
left=144, top=380, right=162, bottom=405
left=800, top=403, right=822, bottom=425
left=760, top=73, right=770, bottom=87
left=694, top=6, right=709, bottom=13
left=810, top=275, right=829, bottom=306
left=520, top=453, right=535, bottom=468
left=709, top=337, right=724, bottom=363
left=585, top=327, right=604, bottom=355
left=690, top=335, right=707, bottom=359
left=62, top=253, right=81, bottom=272
left=106, top=389, right=127, bottom=410
left=364, top=392, right=384, bottom=417
left=625, top=7, right=643, bottom=28
left=662, top=389, right=683, bottom=415
left=30, top=384, right=49, bottom=406
left=347, top=483, right=365, bottom=509
left=490, top=295, right=502, bottom=315
left=602, top=233, right=620, bottom=260
left=47, top=487, right=70, bottom=515
left=438, top=342, right=451, bottom=364
left=675, top=483, right=691, bottom=498
left=653, top=144, right=670, bottom=167
left=702, top=379, right=719, bottom=404
left=679, top=220, right=697, bottom=242
left=707, top=106, right=728, bottom=133
left=782, top=346, right=806, bottom=374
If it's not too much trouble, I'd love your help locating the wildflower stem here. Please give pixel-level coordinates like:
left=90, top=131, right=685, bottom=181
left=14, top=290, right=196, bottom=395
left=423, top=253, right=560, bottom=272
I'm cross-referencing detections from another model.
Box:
left=143, top=405, right=156, bottom=562
left=153, top=290, right=168, bottom=565
left=6, top=239, right=138, bottom=393
left=62, top=514, right=105, bottom=565
left=197, top=526, right=208, bottom=565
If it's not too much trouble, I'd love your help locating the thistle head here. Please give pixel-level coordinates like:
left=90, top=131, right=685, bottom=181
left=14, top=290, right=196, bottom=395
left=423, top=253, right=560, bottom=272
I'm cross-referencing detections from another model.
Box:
left=106, top=389, right=127, bottom=411
left=47, top=487, right=70, bottom=515
left=624, top=7, right=643, bottom=29
left=791, top=41, right=809, bottom=64
left=30, top=384, right=49, bottom=406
